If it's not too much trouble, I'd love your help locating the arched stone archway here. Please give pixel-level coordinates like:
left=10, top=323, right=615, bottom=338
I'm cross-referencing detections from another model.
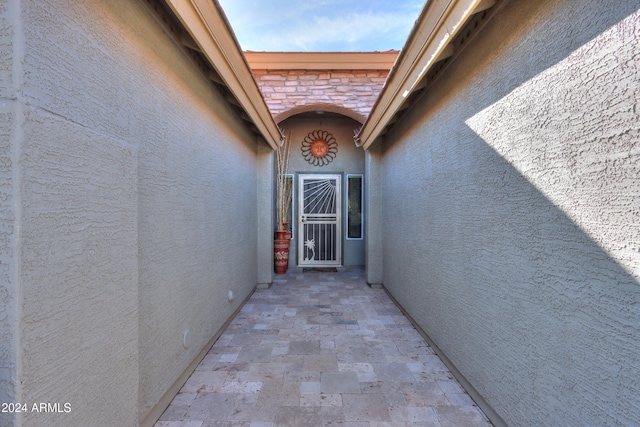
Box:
left=247, top=56, right=393, bottom=123
left=275, top=104, right=366, bottom=125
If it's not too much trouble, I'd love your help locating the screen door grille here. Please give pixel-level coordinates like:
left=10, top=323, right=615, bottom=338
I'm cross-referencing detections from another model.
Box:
left=298, top=175, right=341, bottom=266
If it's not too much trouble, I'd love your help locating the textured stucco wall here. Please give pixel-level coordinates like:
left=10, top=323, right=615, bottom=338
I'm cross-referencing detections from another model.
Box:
left=279, top=116, right=365, bottom=266
left=379, top=0, right=640, bottom=425
left=1, top=0, right=261, bottom=426
left=364, top=144, right=382, bottom=286
left=257, top=143, right=275, bottom=287
left=1, top=2, right=22, bottom=425
left=0, top=104, right=18, bottom=426
left=0, top=0, right=15, bottom=99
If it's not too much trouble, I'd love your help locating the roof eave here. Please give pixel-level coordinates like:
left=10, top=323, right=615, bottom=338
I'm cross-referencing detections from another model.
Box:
left=244, top=51, right=400, bottom=70
left=359, top=0, right=497, bottom=151
left=165, top=0, right=282, bottom=150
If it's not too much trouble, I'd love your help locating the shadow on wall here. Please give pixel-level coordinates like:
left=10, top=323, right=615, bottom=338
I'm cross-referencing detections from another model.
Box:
left=380, top=1, right=639, bottom=426
left=462, top=1, right=639, bottom=278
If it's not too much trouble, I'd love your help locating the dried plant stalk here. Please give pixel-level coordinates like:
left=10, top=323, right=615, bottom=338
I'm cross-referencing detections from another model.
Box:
left=276, top=132, right=292, bottom=232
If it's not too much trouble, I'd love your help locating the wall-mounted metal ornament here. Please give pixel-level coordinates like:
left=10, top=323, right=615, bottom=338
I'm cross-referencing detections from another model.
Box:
left=301, top=130, right=338, bottom=166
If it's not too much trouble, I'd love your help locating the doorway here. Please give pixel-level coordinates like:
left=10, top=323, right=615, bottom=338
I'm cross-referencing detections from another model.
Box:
left=298, top=174, right=342, bottom=267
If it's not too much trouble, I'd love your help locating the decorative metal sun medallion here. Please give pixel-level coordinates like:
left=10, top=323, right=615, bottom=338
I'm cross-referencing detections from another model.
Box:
left=301, top=130, right=338, bottom=166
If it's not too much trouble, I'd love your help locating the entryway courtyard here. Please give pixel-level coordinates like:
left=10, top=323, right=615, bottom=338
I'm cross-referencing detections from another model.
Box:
left=154, top=268, right=492, bottom=426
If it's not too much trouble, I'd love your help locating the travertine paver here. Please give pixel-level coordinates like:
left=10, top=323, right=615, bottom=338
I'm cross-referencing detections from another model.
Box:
left=155, top=267, right=492, bottom=427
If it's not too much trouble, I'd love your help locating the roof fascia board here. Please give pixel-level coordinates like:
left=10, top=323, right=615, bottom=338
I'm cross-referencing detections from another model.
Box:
left=165, top=0, right=282, bottom=150
left=360, top=0, right=484, bottom=150
left=244, top=52, right=399, bottom=70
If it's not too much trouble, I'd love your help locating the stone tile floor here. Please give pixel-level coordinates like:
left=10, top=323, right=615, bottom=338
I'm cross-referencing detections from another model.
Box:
left=155, top=267, right=492, bottom=427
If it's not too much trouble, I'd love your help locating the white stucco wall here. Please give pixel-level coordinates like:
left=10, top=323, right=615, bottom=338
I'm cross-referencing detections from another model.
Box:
left=379, top=0, right=640, bottom=425
left=1, top=0, right=261, bottom=426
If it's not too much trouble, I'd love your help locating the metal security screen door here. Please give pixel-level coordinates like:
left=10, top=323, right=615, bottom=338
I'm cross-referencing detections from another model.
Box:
left=298, top=174, right=341, bottom=267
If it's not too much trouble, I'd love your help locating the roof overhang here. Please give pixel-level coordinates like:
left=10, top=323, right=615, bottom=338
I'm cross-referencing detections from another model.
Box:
left=244, top=51, right=399, bottom=70
left=164, top=0, right=282, bottom=150
left=358, top=0, right=502, bottom=150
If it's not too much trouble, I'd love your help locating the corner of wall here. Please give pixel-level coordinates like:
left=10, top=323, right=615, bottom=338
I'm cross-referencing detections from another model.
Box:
left=257, top=141, right=275, bottom=287
left=364, top=141, right=383, bottom=285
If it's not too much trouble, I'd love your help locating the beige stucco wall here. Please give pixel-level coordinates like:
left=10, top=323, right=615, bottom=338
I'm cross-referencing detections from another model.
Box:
left=379, top=0, right=640, bottom=425
left=1, top=0, right=261, bottom=426
left=279, top=116, right=365, bottom=266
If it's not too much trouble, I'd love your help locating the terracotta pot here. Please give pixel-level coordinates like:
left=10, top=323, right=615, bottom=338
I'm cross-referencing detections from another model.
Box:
left=274, top=231, right=290, bottom=274
left=282, top=222, right=292, bottom=241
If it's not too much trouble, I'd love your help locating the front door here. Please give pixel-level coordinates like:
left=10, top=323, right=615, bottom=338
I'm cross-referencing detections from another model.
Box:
left=298, top=174, right=341, bottom=267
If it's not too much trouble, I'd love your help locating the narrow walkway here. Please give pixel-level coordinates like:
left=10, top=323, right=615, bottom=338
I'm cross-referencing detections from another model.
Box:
left=155, top=268, right=492, bottom=427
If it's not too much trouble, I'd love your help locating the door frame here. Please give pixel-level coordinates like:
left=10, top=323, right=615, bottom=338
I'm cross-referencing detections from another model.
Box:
left=297, top=173, right=342, bottom=267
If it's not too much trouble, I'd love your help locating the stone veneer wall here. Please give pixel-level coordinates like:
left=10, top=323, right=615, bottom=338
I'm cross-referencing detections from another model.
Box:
left=251, top=69, right=389, bottom=119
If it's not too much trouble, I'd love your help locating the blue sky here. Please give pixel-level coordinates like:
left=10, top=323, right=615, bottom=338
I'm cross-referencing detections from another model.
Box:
left=217, top=0, right=424, bottom=52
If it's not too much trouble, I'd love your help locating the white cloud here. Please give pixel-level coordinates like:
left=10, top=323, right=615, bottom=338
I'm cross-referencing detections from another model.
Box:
left=219, top=0, right=423, bottom=52
left=253, top=11, right=417, bottom=51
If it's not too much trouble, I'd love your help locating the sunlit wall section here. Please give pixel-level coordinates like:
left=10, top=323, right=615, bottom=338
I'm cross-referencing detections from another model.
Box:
left=379, top=0, right=640, bottom=425
left=465, top=11, right=639, bottom=279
